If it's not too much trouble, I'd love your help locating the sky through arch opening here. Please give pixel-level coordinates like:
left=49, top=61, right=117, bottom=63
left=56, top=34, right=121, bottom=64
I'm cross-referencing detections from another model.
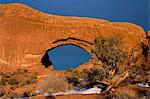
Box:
left=41, top=44, right=92, bottom=70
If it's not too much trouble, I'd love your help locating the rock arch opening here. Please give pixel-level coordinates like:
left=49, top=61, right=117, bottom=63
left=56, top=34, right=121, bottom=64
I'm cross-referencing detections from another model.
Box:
left=41, top=44, right=92, bottom=70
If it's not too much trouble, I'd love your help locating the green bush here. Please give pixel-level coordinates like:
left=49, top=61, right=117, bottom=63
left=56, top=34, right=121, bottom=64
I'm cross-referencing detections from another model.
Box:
left=93, top=36, right=128, bottom=68
left=72, top=70, right=81, bottom=77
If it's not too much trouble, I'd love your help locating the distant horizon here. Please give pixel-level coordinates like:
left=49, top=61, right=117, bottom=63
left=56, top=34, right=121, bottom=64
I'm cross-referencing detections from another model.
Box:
left=0, top=0, right=149, bottom=31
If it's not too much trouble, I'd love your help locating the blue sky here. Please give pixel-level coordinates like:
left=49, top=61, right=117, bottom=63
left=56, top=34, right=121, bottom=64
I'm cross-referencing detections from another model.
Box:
left=1, top=0, right=149, bottom=30
left=0, top=0, right=149, bottom=70
left=48, top=45, right=91, bottom=70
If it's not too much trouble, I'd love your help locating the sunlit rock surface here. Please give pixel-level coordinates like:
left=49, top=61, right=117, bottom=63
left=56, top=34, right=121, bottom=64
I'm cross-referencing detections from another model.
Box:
left=0, top=3, right=147, bottom=73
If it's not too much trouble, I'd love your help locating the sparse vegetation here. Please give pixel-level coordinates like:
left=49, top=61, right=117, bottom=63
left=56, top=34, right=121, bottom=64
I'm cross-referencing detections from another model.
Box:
left=0, top=76, right=6, bottom=86
left=0, top=69, right=39, bottom=98
left=8, top=78, right=18, bottom=85
left=67, top=36, right=150, bottom=98
left=37, top=74, right=73, bottom=94
left=0, top=69, right=38, bottom=86
left=93, top=36, right=129, bottom=73
left=23, top=72, right=38, bottom=85
left=71, top=70, right=81, bottom=77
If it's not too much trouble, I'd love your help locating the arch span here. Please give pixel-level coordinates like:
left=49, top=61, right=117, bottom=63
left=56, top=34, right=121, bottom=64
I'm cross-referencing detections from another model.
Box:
left=0, top=3, right=147, bottom=72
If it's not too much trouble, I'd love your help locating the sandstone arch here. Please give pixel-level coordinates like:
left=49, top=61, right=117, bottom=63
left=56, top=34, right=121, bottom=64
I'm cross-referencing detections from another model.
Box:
left=0, top=3, right=147, bottom=72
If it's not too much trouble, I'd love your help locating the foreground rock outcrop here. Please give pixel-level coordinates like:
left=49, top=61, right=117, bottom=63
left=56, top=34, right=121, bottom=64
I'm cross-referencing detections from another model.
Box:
left=0, top=3, right=147, bottom=73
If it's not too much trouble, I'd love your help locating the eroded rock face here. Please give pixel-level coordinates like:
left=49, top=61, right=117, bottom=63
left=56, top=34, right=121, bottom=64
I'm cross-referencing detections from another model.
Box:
left=147, top=31, right=150, bottom=65
left=0, top=3, right=147, bottom=72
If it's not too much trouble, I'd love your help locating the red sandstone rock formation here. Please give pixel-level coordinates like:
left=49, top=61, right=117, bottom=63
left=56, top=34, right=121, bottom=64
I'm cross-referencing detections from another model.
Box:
left=0, top=3, right=147, bottom=73
left=147, top=31, right=150, bottom=65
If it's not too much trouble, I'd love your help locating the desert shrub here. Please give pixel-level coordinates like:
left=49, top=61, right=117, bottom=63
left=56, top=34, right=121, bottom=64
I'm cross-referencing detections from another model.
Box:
left=66, top=70, right=82, bottom=87
left=24, top=79, right=35, bottom=85
left=72, top=70, right=81, bottom=77
left=93, top=36, right=128, bottom=70
left=80, top=68, right=107, bottom=90
left=21, top=72, right=38, bottom=85
left=66, top=69, right=82, bottom=78
left=22, top=79, right=37, bottom=86
left=8, top=78, right=18, bottom=85
left=0, top=69, right=38, bottom=87
left=21, top=76, right=37, bottom=86
left=67, top=68, right=107, bottom=90
left=67, top=77, right=80, bottom=86
left=82, top=68, right=105, bottom=82
left=37, top=74, right=73, bottom=94
left=0, top=76, right=6, bottom=85
left=25, top=72, right=38, bottom=84
left=31, top=72, right=38, bottom=79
